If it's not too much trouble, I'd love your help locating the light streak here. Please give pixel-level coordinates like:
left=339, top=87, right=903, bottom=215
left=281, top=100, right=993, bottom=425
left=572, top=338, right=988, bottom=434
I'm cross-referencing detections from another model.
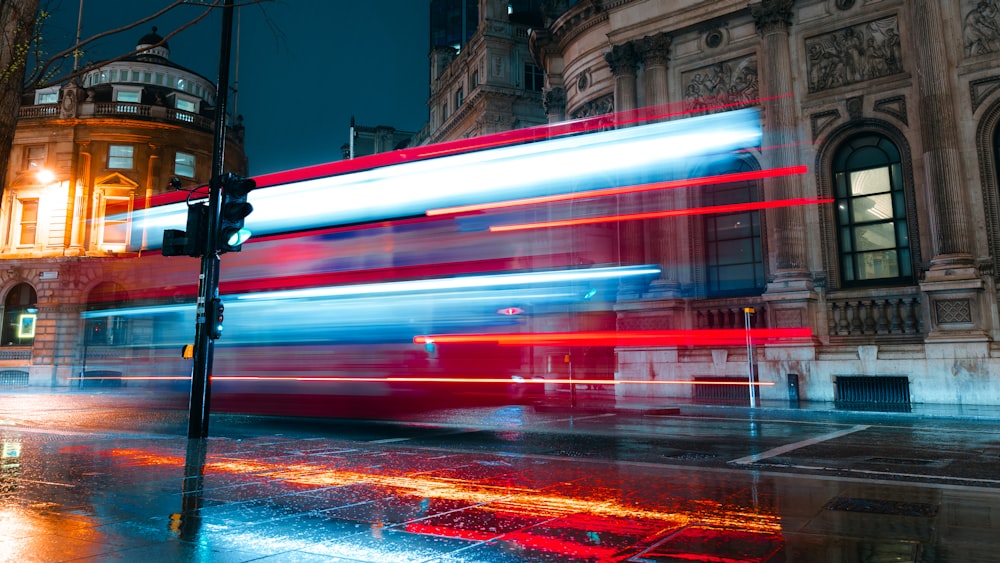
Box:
left=210, top=376, right=775, bottom=387
left=62, top=375, right=776, bottom=387
left=131, top=109, right=762, bottom=249
left=81, top=265, right=660, bottom=319
left=490, top=197, right=834, bottom=232
left=427, top=165, right=808, bottom=216
left=231, top=265, right=661, bottom=301
left=414, top=328, right=814, bottom=347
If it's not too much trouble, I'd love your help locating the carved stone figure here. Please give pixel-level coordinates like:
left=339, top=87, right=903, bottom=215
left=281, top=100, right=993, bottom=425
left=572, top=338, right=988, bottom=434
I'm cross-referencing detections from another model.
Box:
left=805, top=16, right=902, bottom=93
left=963, top=0, right=1000, bottom=56
left=681, top=56, right=758, bottom=111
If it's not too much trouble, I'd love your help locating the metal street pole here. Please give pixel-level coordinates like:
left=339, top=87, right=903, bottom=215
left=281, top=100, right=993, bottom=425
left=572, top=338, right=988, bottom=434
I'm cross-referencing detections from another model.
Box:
left=188, top=0, right=235, bottom=439
left=744, top=307, right=756, bottom=409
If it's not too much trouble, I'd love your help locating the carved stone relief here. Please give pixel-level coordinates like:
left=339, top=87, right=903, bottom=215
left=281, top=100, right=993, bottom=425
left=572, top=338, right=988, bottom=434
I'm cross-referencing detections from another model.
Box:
left=810, top=109, right=841, bottom=141
left=805, top=16, right=902, bottom=93
left=873, top=96, right=908, bottom=124
left=970, top=76, right=1000, bottom=112
left=570, top=94, right=614, bottom=119
left=935, top=299, right=974, bottom=324
left=963, top=0, right=1000, bottom=57
left=681, top=55, right=758, bottom=112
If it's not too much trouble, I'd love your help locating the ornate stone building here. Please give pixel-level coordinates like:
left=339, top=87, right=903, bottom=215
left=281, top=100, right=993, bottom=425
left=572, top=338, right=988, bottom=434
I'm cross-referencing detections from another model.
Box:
left=420, top=0, right=549, bottom=143
left=412, top=0, right=1000, bottom=406
left=0, top=29, right=247, bottom=388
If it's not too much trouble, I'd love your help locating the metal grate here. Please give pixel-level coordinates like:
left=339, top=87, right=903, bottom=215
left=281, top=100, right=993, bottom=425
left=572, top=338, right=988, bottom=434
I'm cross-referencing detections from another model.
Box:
left=692, top=377, right=750, bottom=404
left=835, top=375, right=910, bottom=410
left=0, top=370, right=29, bottom=387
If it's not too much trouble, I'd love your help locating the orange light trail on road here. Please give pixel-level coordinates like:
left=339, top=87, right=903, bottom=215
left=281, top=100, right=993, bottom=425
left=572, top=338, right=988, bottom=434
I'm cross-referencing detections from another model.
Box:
left=489, top=197, right=834, bottom=232
left=427, top=166, right=808, bottom=216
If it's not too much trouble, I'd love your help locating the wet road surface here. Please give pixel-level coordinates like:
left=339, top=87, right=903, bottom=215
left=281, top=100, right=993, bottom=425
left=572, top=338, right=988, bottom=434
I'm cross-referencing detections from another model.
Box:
left=2, top=390, right=1000, bottom=561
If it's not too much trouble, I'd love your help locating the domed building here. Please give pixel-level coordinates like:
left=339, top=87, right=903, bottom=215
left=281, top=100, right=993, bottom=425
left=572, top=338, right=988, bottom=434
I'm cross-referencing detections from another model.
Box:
left=0, top=28, right=247, bottom=387
left=425, top=0, right=1000, bottom=407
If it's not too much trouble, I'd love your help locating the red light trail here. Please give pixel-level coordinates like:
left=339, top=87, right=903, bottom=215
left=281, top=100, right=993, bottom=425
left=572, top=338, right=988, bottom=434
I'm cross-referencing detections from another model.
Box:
left=490, top=197, right=833, bottom=232
left=415, top=328, right=813, bottom=347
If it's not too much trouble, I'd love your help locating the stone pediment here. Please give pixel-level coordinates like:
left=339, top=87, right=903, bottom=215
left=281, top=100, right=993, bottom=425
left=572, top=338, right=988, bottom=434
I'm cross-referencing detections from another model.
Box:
left=95, top=172, right=139, bottom=189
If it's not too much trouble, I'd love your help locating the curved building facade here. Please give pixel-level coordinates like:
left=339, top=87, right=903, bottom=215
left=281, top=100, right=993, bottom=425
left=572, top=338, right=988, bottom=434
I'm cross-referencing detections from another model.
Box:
left=0, top=29, right=247, bottom=387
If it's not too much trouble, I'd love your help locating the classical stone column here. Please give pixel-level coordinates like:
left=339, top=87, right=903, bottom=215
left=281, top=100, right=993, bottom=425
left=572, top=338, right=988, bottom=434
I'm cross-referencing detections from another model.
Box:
left=642, top=33, right=670, bottom=110
left=640, top=33, right=683, bottom=295
left=605, top=42, right=644, bottom=266
left=604, top=42, right=639, bottom=114
left=543, top=86, right=566, bottom=123
left=908, top=1, right=987, bottom=342
left=909, top=1, right=974, bottom=270
left=751, top=0, right=810, bottom=288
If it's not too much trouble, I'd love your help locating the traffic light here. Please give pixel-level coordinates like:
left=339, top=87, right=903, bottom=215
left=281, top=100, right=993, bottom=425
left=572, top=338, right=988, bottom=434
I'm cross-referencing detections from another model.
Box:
left=206, top=298, right=224, bottom=339
left=162, top=203, right=208, bottom=257
left=218, top=173, right=256, bottom=253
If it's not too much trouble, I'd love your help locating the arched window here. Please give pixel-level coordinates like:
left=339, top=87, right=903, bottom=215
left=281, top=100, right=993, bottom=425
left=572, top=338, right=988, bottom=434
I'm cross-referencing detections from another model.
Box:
left=702, top=159, right=765, bottom=297
left=833, top=134, right=912, bottom=285
left=2, top=283, right=38, bottom=346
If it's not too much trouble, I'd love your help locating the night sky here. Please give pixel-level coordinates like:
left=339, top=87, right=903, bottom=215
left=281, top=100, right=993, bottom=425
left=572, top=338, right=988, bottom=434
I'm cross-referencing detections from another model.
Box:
left=40, top=0, right=431, bottom=175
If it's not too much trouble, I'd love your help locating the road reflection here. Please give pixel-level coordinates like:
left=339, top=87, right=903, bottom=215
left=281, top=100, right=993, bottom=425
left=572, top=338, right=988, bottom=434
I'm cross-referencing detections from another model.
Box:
left=107, top=442, right=784, bottom=561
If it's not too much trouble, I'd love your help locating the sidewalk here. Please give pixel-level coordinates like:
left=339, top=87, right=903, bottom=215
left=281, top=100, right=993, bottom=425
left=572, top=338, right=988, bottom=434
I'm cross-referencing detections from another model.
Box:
left=540, top=390, right=1000, bottom=423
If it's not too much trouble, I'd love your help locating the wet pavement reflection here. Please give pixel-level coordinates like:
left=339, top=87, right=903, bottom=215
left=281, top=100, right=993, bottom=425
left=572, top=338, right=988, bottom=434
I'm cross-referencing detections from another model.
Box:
left=2, top=395, right=1000, bottom=561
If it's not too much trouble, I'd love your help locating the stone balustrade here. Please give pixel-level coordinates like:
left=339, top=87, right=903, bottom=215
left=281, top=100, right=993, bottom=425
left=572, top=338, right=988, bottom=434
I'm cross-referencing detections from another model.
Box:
left=19, top=102, right=214, bottom=131
left=694, top=302, right=767, bottom=329
left=827, top=291, right=922, bottom=337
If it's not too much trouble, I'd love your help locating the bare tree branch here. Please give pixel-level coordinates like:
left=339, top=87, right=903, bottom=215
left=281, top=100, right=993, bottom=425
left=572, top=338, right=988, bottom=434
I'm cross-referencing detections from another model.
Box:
left=26, top=0, right=273, bottom=90
left=25, top=0, right=207, bottom=88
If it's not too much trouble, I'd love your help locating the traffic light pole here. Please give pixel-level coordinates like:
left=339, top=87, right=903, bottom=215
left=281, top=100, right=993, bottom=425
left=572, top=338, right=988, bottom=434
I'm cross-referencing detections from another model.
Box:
left=189, top=0, right=235, bottom=439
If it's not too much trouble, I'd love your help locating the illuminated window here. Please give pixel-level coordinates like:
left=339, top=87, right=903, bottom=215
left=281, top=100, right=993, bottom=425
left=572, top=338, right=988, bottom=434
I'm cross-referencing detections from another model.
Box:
left=115, top=90, right=140, bottom=103
left=16, top=199, right=38, bottom=246
left=23, top=145, right=46, bottom=171
left=108, top=145, right=134, bottom=169
left=174, top=151, right=195, bottom=178
left=35, top=89, right=58, bottom=104
left=833, top=134, right=912, bottom=285
left=175, top=98, right=196, bottom=112
left=101, top=197, right=131, bottom=246
left=2, top=283, right=37, bottom=347
left=703, top=160, right=765, bottom=297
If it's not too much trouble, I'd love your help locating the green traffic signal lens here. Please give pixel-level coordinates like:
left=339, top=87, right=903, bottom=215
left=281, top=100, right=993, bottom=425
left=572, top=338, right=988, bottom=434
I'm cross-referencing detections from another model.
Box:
left=225, top=227, right=252, bottom=247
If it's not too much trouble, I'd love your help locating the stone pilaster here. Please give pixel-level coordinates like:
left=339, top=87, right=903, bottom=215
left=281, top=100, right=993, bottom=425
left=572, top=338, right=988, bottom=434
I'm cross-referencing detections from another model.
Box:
left=908, top=1, right=989, bottom=342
